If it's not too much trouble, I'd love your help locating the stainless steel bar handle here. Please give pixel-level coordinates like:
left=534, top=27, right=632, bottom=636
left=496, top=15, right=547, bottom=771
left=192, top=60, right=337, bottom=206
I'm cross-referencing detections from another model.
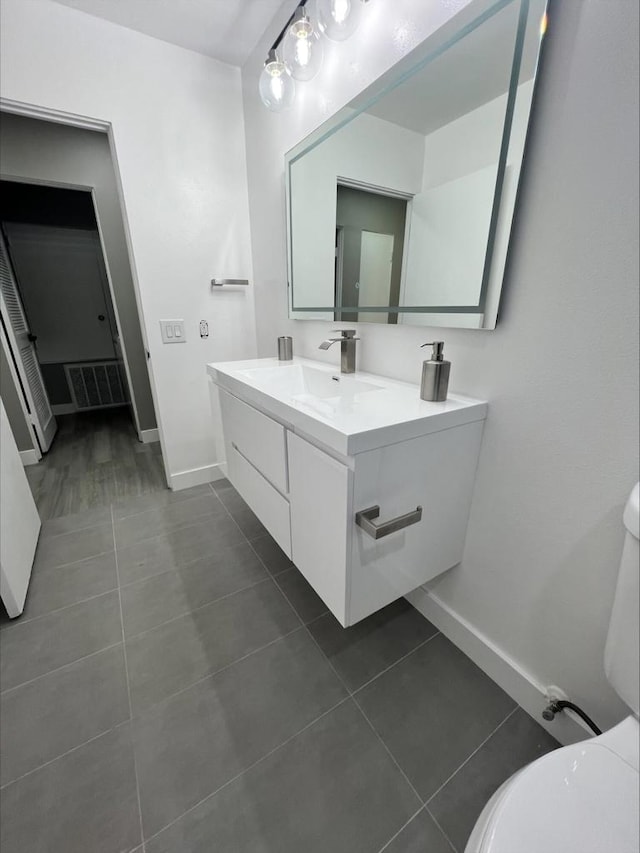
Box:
left=211, top=278, right=249, bottom=287
left=355, top=505, right=423, bottom=540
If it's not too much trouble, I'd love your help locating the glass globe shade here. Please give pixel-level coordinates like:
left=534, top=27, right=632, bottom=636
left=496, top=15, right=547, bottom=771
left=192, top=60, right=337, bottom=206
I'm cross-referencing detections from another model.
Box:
left=282, top=10, right=324, bottom=82
left=258, top=51, right=295, bottom=112
left=316, top=0, right=363, bottom=41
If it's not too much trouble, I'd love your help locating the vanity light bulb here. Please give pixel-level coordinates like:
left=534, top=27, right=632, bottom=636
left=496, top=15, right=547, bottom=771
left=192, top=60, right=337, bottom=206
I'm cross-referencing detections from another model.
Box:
left=317, top=0, right=363, bottom=41
left=258, top=51, right=295, bottom=112
left=282, top=9, right=324, bottom=82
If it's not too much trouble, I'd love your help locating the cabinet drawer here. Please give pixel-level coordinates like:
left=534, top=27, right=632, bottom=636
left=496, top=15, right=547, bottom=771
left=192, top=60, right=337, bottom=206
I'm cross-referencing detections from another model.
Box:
left=228, top=443, right=292, bottom=558
left=219, top=389, right=288, bottom=494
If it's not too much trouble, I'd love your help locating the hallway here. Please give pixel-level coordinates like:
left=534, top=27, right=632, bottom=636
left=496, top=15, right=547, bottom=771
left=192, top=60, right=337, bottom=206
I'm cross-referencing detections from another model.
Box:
left=25, top=408, right=165, bottom=520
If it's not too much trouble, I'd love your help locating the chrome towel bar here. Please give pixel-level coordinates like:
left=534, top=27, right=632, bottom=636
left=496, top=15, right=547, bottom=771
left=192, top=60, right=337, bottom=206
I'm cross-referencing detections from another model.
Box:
left=355, top=505, right=423, bottom=540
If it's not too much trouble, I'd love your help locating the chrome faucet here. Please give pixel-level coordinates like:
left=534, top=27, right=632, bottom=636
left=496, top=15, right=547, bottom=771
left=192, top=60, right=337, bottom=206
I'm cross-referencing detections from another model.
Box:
left=318, top=329, right=360, bottom=374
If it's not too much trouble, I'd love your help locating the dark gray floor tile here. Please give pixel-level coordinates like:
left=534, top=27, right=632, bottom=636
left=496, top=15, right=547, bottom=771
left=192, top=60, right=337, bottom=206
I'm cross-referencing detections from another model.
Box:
left=309, top=599, right=438, bottom=692
left=114, top=492, right=226, bottom=549
left=117, top=515, right=247, bottom=585
left=33, top=522, right=114, bottom=570
left=134, top=629, right=347, bottom=837
left=121, top=542, right=268, bottom=637
left=216, top=487, right=268, bottom=539
left=428, top=708, right=559, bottom=851
left=0, top=645, right=129, bottom=786
left=379, top=808, right=452, bottom=853
left=250, top=533, right=293, bottom=576
left=40, top=505, right=112, bottom=538
left=146, top=700, right=419, bottom=853
left=0, top=591, right=122, bottom=691
left=211, top=477, right=233, bottom=494
left=113, top=484, right=211, bottom=520
left=26, top=409, right=166, bottom=520
left=276, top=567, right=329, bottom=624
left=357, top=634, right=516, bottom=800
left=0, top=724, right=141, bottom=853
left=126, top=580, right=300, bottom=713
left=18, top=552, right=117, bottom=621
left=230, top=506, right=268, bottom=539
left=215, top=484, right=249, bottom=514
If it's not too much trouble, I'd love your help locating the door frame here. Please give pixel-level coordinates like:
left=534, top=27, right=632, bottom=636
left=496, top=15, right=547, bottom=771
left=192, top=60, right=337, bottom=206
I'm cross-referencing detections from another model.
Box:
left=0, top=96, right=169, bottom=486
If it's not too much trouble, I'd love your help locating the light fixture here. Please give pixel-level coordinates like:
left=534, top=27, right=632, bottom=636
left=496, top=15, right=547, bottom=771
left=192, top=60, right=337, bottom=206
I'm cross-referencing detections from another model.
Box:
left=282, top=7, right=324, bottom=82
left=316, top=0, right=364, bottom=42
left=258, top=0, right=370, bottom=111
left=258, top=49, right=295, bottom=112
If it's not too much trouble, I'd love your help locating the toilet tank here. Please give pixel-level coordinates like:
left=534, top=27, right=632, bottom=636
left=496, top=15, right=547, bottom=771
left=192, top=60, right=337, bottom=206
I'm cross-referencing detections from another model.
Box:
left=604, top=483, right=640, bottom=715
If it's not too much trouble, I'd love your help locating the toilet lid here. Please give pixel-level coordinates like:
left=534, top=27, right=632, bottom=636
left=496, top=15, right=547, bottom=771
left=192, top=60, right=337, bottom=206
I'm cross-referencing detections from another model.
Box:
left=479, top=742, right=640, bottom=853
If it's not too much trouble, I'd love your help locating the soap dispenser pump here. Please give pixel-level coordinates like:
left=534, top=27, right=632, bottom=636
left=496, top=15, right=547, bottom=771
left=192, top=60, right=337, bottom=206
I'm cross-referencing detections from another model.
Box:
left=420, top=341, right=450, bottom=402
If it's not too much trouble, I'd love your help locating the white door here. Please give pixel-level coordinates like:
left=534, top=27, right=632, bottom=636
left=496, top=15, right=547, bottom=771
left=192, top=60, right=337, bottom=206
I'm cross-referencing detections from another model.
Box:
left=0, top=399, right=41, bottom=617
left=0, top=230, right=57, bottom=452
left=358, top=231, right=394, bottom=324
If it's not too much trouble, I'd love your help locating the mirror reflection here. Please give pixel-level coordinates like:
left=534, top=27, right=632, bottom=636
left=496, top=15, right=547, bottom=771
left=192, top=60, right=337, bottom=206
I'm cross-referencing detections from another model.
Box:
left=287, top=0, right=547, bottom=329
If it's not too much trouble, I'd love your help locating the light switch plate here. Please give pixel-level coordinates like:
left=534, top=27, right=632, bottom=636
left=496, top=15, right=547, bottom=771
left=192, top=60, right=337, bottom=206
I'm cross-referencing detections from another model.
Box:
left=160, top=319, right=186, bottom=344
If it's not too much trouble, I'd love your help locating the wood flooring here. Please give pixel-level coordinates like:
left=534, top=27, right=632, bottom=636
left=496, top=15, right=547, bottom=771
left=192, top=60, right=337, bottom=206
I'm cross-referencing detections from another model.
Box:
left=26, top=407, right=166, bottom=519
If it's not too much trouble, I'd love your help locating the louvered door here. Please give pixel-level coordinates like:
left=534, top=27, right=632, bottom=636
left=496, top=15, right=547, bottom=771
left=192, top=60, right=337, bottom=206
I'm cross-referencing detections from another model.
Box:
left=0, top=231, right=56, bottom=452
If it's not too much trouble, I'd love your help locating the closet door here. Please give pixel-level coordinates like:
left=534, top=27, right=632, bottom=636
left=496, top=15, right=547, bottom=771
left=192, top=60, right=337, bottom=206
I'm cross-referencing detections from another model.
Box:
left=0, top=230, right=56, bottom=452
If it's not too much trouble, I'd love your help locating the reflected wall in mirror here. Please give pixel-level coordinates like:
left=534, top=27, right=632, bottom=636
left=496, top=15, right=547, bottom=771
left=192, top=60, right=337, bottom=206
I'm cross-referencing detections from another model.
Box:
left=286, top=0, right=547, bottom=329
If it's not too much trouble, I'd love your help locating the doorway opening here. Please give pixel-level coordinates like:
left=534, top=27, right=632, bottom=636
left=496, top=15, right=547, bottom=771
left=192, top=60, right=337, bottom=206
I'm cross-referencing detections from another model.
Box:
left=0, top=180, right=164, bottom=517
left=334, top=183, right=410, bottom=325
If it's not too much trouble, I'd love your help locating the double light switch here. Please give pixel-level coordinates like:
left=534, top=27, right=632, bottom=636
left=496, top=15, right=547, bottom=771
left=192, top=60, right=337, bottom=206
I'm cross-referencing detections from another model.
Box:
left=160, top=320, right=186, bottom=344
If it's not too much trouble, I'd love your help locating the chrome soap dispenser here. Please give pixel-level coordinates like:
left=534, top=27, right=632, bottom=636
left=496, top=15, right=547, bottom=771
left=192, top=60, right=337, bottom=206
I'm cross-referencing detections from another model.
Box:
left=420, top=341, right=450, bottom=402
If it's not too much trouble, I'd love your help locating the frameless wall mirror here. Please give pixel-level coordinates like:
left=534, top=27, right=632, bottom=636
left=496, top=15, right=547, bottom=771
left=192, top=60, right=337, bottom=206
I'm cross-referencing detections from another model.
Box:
left=286, top=0, right=547, bottom=329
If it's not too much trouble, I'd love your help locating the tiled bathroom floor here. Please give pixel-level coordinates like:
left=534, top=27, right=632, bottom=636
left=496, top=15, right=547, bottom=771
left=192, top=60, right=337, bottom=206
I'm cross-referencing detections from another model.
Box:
left=0, top=478, right=558, bottom=853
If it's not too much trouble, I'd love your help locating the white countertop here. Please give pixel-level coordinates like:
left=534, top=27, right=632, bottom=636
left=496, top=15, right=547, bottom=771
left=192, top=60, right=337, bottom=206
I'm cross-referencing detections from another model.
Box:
left=207, top=357, right=487, bottom=456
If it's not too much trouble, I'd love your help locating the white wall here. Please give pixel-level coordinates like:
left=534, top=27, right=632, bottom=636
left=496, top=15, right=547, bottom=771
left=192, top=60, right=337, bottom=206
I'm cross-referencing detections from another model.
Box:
left=0, top=0, right=256, bottom=486
left=402, top=81, right=534, bottom=313
left=290, top=111, right=424, bottom=309
left=242, top=0, right=639, bottom=737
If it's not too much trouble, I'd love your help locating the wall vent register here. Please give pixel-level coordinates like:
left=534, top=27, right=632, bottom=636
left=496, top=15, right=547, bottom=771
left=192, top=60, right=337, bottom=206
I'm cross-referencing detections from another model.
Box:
left=65, top=361, right=129, bottom=410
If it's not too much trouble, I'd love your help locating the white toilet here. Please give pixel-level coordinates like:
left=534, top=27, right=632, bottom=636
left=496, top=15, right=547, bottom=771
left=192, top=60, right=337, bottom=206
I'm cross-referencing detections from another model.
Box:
left=466, top=483, right=640, bottom=853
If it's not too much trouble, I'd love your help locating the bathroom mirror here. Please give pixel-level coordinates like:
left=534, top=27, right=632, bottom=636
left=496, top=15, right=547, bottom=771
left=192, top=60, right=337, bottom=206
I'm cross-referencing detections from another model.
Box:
left=286, top=0, right=547, bottom=329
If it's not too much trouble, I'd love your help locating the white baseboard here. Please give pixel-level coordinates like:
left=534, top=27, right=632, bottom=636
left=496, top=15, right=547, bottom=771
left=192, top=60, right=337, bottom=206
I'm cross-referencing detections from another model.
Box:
left=19, top=449, right=40, bottom=466
left=139, top=428, right=159, bottom=444
left=168, top=463, right=225, bottom=491
left=406, top=586, right=592, bottom=746
left=51, top=403, right=76, bottom=416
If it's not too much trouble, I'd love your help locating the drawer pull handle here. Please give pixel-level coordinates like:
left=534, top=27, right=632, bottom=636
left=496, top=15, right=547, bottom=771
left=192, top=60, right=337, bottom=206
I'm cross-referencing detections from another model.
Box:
left=355, top=505, right=423, bottom=540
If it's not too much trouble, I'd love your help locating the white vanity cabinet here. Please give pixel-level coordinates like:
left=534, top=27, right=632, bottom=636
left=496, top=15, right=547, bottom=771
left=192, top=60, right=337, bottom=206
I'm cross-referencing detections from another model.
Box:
left=210, top=358, right=487, bottom=627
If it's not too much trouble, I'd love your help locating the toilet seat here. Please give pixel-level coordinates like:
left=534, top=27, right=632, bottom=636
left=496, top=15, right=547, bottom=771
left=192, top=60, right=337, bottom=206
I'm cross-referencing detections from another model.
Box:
left=469, top=736, right=640, bottom=853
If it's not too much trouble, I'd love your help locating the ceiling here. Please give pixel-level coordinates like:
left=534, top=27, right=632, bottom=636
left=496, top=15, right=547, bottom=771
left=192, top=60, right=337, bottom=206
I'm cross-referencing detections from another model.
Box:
left=51, top=0, right=287, bottom=66
left=365, top=1, right=539, bottom=137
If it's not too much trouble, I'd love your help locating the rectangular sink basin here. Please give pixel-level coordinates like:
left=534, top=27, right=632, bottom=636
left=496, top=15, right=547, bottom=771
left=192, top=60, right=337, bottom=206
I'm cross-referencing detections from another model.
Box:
left=207, top=357, right=487, bottom=456
left=238, top=364, right=383, bottom=402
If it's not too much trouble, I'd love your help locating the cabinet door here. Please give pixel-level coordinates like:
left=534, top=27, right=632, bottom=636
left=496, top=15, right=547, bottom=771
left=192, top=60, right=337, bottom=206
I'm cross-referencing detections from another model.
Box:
left=288, top=433, right=351, bottom=626
left=349, top=420, right=484, bottom=623
left=1, top=400, right=41, bottom=616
